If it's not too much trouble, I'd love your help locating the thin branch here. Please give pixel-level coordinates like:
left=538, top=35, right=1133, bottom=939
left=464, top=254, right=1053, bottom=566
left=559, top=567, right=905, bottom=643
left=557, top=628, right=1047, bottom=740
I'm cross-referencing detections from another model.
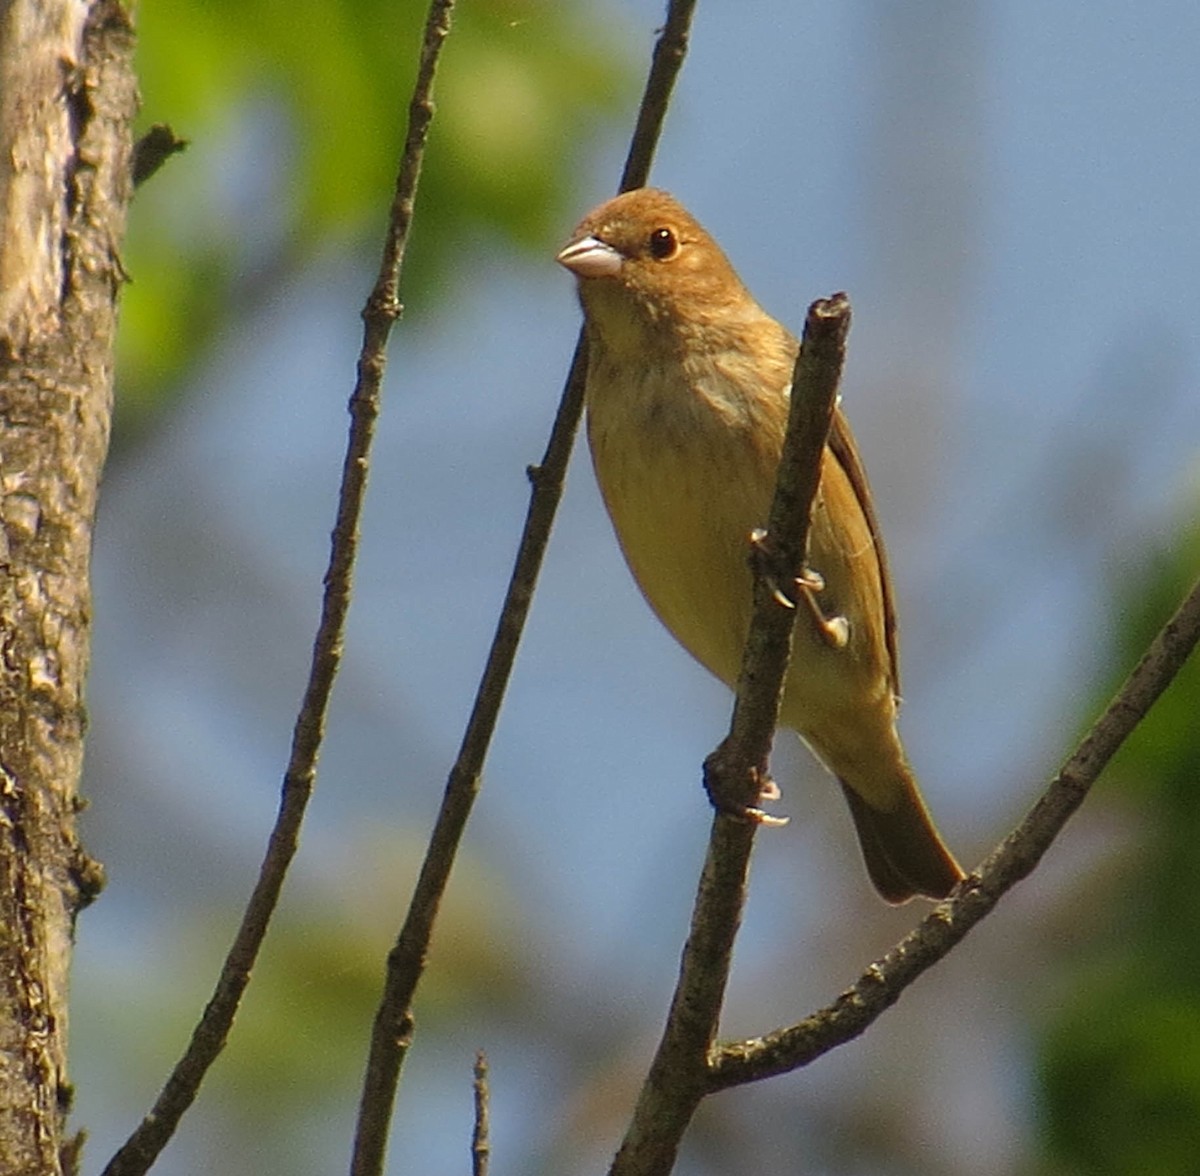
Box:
left=347, top=5, right=698, bottom=1174
left=99, top=4, right=452, bottom=1174
left=619, top=1, right=695, bottom=192
left=708, top=570, right=1200, bottom=1089
left=472, top=1051, right=490, bottom=1176
left=608, top=297, right=852, bottom=1176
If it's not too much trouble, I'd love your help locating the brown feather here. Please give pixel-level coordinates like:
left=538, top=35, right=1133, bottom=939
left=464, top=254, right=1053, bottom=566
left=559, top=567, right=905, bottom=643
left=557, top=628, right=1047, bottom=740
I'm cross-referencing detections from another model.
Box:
left=826, top=409, right=901, bottom=698
left=840, top=779, right=962, bottom=903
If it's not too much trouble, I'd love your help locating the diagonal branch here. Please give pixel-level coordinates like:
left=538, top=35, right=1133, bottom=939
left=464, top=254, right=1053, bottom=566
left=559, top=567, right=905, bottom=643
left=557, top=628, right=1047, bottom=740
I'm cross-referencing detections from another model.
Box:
left=347, top=4, right=698, bottom=1175
left=708, top=570, right=1200, bottom=1090
left=99, top=3, right=454, bottom=1173
left=608, top=296, right=852, bottom=1176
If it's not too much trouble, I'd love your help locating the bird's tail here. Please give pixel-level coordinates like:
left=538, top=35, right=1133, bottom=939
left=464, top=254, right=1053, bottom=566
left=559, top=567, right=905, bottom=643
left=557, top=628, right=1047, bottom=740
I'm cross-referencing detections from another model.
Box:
left=839, top=773, right=964, bottom=904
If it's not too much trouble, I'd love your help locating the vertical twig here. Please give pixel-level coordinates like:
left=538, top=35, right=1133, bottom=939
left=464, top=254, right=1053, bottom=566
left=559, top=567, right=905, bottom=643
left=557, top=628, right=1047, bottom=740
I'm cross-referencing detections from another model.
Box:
left=472, top=1051, right=490, bottom=1176
left=348, top=4, right=697, bottom=1174
left=99, top=4, right=454, bottom=1174
left=608, top=298, right=852, bottom=1176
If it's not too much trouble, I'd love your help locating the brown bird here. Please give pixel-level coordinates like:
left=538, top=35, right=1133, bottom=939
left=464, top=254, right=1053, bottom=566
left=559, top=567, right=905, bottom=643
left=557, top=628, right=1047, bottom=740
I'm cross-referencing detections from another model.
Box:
left=557, top=187, right=964, bottom=902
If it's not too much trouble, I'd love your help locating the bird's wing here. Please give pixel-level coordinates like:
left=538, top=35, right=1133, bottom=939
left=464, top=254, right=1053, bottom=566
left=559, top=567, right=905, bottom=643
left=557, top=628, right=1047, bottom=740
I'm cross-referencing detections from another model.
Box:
left=826, top=407, right=901, bottom=698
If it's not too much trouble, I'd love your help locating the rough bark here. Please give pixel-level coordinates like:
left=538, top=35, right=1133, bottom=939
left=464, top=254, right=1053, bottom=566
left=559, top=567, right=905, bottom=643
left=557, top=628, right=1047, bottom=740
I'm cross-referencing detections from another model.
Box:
left=0, top=1, right=136, bottom=1171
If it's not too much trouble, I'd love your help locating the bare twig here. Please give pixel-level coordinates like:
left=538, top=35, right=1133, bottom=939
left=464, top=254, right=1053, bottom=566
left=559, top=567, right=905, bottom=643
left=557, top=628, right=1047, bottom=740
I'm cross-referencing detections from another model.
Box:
left=608, top=297, right=852, bottom=1176
left=348, top=4, right=698, bottom=1174
left=99, top=5, right=452, bottom=1174
left=619, top=1, right=696, bottom=192
left=708, top=570, right=1200, bottom=1089
left=472, top=1051, right=490, bottom=1176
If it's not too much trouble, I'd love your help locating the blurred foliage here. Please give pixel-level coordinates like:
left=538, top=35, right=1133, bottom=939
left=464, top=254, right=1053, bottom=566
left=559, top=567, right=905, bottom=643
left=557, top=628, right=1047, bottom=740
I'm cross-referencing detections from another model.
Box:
left=121, top=0, right=631, bottom=432
left=1035, top=504, right=1200, bottom=1176
left=95, top=834, right=535, bottom=1173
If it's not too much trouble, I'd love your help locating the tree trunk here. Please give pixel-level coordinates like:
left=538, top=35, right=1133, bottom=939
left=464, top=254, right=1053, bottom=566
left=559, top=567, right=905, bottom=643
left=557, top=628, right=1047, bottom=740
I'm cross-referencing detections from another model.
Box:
left=0, top=1, right=136, bottom=1171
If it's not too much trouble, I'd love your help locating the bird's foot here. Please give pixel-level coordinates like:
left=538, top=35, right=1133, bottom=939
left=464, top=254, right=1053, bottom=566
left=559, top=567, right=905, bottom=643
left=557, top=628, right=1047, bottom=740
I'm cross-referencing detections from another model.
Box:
left=793, top=563, right=850, bottom=648
left=748, top=530, right=850, bottom=649
left=793, top=565, right=825, bottom=594
left=803, top=595, right=850, bottom=648
left=702, top=745, right=789, bottom=827
left=749, top=528, right=801, bottom=609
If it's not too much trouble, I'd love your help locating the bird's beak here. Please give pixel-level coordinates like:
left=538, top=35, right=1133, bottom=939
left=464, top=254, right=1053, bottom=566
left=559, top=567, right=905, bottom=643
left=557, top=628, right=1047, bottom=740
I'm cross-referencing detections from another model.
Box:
left=556, top=235, right=623, bottom=279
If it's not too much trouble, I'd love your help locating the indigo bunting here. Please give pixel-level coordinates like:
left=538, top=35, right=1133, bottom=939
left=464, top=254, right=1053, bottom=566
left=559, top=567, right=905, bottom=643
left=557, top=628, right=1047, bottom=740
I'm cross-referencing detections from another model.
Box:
left=557, top=188, right=963, bottom=902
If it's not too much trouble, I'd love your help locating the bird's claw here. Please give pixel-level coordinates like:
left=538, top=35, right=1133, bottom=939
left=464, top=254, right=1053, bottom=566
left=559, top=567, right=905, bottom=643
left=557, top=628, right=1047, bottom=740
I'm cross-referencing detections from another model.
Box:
left=794, top=566, right=825, bottom=594
left=715, top=791, right=791, bottom=827
left=739, top=806, right=791, bottom=828
left=702, top=755, right=790, bottom=826
left=802, top=594, right=850, bottom=649
left=748, top=529, right=789, bottom=605
left=749, top=530, right=850, bottom=649
left=793, top=565, right=849, bottom=647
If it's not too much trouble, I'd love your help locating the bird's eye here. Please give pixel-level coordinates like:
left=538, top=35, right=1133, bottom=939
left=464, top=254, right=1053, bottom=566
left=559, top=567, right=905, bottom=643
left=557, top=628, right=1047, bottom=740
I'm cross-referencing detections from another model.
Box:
left=648, top=226, right=679, bottom=260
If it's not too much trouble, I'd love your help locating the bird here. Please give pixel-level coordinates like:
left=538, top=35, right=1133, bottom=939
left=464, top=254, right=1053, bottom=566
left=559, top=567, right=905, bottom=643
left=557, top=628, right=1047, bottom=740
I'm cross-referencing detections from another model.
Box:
left=556, top=187, right=964, bottom=903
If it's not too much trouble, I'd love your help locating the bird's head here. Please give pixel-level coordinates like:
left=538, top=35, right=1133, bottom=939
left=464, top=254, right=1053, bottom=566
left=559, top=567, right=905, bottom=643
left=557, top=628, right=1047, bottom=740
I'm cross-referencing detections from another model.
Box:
left=557, top=188, right=756, bottom=356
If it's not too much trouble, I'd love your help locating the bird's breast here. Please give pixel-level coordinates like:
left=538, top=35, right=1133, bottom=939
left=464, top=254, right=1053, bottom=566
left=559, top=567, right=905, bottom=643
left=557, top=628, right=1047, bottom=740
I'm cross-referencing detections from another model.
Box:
left=583, top=342, right=897, bottom=748
left=585, top=353, right=780, bottom=688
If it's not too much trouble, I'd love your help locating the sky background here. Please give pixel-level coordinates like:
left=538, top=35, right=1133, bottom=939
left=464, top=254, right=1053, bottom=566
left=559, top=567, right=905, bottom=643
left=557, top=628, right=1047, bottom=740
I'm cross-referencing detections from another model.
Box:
left=69, top=2, right=1199, bottom=1173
